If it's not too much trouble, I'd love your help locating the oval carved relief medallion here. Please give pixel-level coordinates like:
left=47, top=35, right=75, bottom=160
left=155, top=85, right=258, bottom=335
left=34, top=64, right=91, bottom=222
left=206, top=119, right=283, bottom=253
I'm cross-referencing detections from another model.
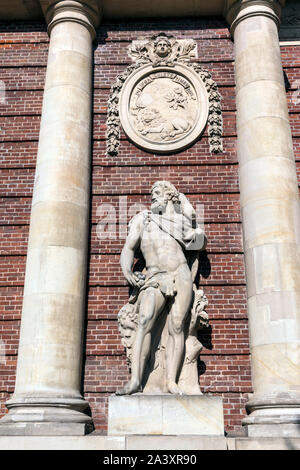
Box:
left=106, top=33, right=223, bottom=156
left=119, top=63, right=209, bottom=154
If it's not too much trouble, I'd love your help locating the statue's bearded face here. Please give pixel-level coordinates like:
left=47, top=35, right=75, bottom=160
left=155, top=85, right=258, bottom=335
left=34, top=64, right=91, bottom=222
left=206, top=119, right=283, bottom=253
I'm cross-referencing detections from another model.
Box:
left=151, top=185, right=168, bottom=213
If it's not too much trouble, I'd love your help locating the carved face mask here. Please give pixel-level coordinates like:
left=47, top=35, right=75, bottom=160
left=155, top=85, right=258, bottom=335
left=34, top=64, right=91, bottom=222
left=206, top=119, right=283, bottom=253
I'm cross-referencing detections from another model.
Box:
left=154, top=39, right=171, bottom=58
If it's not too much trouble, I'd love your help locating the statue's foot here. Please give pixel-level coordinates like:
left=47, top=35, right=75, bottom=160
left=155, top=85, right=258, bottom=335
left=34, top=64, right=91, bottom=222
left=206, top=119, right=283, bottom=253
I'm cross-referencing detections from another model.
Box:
left=167, top=381, right=184, bottom=395
left=115, top=379, right=141, bottom=396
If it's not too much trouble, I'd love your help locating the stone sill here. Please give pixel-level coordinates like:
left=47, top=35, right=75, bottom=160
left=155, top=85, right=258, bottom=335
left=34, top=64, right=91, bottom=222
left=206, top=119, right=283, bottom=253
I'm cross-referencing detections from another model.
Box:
left=0, top=435, right=299, bottom=450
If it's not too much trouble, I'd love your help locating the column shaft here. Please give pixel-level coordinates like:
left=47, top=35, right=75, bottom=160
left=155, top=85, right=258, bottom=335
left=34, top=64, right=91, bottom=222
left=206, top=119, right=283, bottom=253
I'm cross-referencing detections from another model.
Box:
left=0, top=1, right=100, bottom=435
left=228, top=1, right=300, bottom=437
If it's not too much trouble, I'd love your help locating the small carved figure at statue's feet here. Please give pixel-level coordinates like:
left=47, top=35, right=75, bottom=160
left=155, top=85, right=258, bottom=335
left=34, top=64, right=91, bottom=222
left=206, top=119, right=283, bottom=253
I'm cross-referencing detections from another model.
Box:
left=167, top=381, right=184, bottom=395
left=115, top=379, right=141, bottom=396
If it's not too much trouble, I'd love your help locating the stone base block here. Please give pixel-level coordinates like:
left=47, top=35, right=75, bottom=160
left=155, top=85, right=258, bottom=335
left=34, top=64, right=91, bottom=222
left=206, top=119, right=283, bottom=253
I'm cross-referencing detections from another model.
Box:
left=0, top=435, right=125, bottom=450
left=0, top=422, right=93, bottom=436
left=246, top=423, right=300, bottom=438
left=0, top=435, right=300, bottom=450
left=108, top=394, right=224, bottom=436
left=125, top=435, right=227, bottom=449
left=234, top=437, right=300, bottom=450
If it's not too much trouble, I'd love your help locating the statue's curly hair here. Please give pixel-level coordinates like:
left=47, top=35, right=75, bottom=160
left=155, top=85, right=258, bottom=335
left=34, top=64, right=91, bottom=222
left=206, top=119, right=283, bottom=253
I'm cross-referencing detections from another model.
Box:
left=151, top=181, right=180, bottom=204
left=153, top=34, right=172, bottom=48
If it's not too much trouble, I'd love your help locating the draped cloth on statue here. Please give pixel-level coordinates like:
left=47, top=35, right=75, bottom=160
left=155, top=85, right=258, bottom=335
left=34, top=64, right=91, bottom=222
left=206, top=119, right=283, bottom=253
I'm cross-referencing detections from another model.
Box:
left=149, top=212, right=206, bottom=251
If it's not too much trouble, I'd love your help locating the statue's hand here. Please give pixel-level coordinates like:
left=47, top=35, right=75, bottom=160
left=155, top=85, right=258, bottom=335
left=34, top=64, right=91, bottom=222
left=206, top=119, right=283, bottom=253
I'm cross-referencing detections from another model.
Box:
left=183, top=228, right=195, bottom=242
left=124, top=270, right=139, bottom=287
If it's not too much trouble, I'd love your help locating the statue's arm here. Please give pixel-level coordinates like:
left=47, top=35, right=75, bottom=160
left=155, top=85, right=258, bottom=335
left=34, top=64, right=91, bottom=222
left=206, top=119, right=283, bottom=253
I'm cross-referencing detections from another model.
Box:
left=179, top=193, right=207, bottom=250
left=179, top=192, right=196, bottom=223
left=120, top=213, right=143, bottom=287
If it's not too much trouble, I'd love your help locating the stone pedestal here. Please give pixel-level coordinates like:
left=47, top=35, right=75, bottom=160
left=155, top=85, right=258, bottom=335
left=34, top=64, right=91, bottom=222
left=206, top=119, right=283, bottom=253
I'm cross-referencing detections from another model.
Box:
left=108, top=394, right=224, bottom=436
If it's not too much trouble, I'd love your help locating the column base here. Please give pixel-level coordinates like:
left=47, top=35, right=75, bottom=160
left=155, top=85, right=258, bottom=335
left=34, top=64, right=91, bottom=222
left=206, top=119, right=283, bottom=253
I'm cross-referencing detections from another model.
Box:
left=245, top=423, right=300, bottom=438
left=243, top=392, right=300, bottom=437
left=0, top=396, right=94, bottom=436
left=0, top=422, right=93, bottom=436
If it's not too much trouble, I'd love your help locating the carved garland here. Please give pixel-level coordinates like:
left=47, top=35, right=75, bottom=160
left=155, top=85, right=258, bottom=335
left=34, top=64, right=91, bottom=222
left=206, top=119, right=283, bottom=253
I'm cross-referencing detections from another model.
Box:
left=188, top=63, right=223, bottom=154
left=106, top=63, right=143, bottom=156
left=106, top=35, right=223, bottom=156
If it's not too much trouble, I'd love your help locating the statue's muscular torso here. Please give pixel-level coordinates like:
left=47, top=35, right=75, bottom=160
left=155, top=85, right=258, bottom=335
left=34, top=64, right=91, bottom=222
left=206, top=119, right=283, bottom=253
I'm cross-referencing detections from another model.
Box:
left=138, top=214, right=188, bottom=272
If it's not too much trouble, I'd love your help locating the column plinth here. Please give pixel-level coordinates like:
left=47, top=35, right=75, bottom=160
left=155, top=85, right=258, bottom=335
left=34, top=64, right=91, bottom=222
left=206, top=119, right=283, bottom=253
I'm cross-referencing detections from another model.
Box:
left=226, top=0, right=300, bottom=437
left=0, top=1, right=101, bottom=436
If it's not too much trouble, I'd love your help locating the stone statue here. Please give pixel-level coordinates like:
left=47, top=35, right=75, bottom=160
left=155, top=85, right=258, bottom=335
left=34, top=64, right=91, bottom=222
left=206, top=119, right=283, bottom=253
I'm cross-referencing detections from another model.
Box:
left=116, top=181, right=209, bottom=395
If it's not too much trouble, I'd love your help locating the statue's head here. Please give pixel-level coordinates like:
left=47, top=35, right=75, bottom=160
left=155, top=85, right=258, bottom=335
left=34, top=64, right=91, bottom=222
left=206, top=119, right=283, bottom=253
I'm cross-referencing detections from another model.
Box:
left=153, top=36, right=172, bottom=58
left=151, top=180, right=180, bottom=213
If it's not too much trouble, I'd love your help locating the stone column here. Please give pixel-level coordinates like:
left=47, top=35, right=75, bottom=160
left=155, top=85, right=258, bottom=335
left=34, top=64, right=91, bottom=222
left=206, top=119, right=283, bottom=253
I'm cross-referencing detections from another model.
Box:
left=226, top=0, right=300, bottom=437
left=0, top=0, right=101, bottom=435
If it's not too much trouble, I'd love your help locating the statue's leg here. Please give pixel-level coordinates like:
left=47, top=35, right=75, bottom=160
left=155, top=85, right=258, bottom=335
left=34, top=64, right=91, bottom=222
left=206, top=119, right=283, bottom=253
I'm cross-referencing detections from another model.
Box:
left=116, top=287, right=165, bottom=395
left=166, top=270, right=193, bottom=394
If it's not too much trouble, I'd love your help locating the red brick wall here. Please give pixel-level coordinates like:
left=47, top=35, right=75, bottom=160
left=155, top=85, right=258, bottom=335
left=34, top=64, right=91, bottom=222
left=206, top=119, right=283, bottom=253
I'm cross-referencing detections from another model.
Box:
left=88, top=17, right=250, bottom=434
left=0, top=17, right=299, bottom=436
